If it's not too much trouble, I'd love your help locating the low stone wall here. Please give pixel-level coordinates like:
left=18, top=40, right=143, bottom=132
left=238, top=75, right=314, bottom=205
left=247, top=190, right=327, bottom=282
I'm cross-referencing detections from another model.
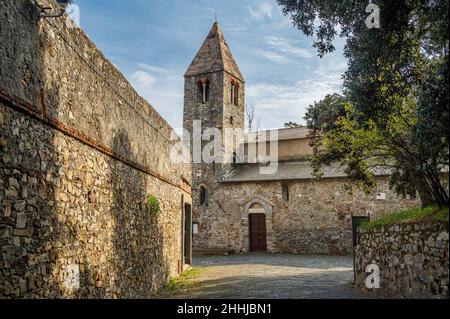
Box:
left=277, top=228, right=352, bottom=255
left=356, top=221, right=449, bottom=298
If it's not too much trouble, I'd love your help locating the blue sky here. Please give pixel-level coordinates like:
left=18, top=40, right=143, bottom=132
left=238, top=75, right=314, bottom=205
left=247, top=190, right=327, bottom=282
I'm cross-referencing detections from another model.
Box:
left=74, top=0, right=347, bottom=130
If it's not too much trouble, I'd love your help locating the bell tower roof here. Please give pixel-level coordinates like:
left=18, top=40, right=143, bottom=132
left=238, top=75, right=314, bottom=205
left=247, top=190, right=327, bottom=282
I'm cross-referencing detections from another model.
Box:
left=184, top=22, right=244, bottom=82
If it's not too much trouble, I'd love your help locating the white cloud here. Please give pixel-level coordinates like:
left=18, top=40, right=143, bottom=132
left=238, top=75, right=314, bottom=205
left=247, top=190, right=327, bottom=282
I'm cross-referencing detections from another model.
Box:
left=137, top=63, right=171, bottom=75
left=130, top=71, right=157, bottom=91
left=247, top=32, right=347, bottom=130
left=246, top=74, right=344, bottom=130
left=129, top=66, right=184, bottom=130
left=266, top=36, right=313, bottom=58
left=258, top=50, right=290, bottom=64
left=256, top=36, right=313, bottom=64
left=223, top=25, right=248, bottom=35
left=249, top=3, right=273, bottom=21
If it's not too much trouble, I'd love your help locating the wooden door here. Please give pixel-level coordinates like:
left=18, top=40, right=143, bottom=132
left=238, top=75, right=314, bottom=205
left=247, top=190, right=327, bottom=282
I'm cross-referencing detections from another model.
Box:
left=184, top=203, right=192, bottom=265
left=249, top=214, right=267, bottom=252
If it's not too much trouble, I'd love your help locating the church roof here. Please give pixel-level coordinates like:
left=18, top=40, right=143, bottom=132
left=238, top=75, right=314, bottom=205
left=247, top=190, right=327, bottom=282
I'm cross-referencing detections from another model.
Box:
left=185, top=22, right=244, bottom=82
left=219, top=161, right=392, bottom=183
left=245, top=127, right=310, bottom=143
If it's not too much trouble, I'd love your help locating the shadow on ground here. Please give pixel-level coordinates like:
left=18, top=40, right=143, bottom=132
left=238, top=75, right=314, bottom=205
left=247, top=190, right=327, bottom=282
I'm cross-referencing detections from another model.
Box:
left=164, top=254, right=378, bottom=299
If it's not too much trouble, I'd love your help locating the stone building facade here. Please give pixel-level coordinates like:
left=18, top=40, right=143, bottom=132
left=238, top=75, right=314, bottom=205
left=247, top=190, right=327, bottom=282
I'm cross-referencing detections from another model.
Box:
left=184, top=23, right=421, bottom=256
left=0, top=0, right=192, bottom=298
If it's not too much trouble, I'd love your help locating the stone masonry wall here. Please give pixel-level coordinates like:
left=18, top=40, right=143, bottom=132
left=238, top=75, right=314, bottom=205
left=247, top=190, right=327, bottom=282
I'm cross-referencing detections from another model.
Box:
left=356, top=221, right=449, bottom=298
left=193, top=177, right=420, bottom=255
left=0, top=0, right=191, bottom=298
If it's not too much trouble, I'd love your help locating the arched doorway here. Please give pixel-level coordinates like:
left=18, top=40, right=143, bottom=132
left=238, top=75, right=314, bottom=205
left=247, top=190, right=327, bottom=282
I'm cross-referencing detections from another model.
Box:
left=242, top=196, right=274, bottom=253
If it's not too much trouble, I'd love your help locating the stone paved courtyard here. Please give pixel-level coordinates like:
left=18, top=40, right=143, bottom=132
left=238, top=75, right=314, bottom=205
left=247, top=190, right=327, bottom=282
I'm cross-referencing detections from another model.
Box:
left=171, top=254, right=377, bottom=299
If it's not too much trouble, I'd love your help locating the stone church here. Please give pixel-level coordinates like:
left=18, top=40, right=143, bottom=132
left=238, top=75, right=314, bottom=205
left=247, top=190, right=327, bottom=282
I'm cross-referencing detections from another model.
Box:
left=183, top=22, right=419, bottom=256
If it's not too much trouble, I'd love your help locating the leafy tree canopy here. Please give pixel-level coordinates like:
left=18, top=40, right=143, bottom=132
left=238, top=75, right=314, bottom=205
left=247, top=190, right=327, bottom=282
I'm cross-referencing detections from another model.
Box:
left=278, top=0, right=449, bottom=206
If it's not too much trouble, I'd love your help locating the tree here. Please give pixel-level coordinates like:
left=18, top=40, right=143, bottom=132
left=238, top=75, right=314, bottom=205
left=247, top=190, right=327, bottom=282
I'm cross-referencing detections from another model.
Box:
left=256, top=118, right=262, bottom=132
left=304, top=94, right=346, bottom=132
left=284, top=121, right=301, bottom=128
left=245, top=103, right=256, bottom=132
left=278, top=0, right=449, bottom=206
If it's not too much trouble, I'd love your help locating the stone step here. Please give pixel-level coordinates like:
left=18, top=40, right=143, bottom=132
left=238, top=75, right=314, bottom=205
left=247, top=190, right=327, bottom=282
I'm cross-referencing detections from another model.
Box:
left=193, top=248, right=236, bottom=256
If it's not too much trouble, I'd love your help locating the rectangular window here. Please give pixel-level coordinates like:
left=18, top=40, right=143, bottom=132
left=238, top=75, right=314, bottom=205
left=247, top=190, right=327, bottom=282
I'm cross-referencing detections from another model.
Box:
left=199, top=186, right=206, bottom=205
left=282, top=183, right=289, bottom=202
left=376, top=192, right=387, bottom=200
left=193, top=222, right=199, bottom=234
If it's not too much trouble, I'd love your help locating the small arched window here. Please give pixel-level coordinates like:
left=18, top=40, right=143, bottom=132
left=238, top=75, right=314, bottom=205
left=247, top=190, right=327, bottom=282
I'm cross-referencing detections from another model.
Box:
left=232, top=152, right=237, bottom=166
left=197, top=78, right=210, bottom=103
left=199, top=186, right=206, bottom=206
left=231, top=80, right=239, bottom=106
left=230, top=116, right=234, bottom=125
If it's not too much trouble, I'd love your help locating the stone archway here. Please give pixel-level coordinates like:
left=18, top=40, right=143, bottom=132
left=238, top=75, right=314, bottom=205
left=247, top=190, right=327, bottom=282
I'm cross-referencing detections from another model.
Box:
left=241, top=196, right=275, bottom=252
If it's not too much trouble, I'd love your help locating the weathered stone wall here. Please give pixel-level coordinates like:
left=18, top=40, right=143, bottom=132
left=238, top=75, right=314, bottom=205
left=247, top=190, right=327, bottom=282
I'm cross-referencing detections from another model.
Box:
left=1, top=0, right=191, bottom=298
left=193, top=177, right=420, bottom=255
left=356, top=221, right=449, bottom=298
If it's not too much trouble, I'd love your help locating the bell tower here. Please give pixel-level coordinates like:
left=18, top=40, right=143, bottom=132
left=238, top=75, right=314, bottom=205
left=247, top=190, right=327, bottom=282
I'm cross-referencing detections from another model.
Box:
left=183, top=22, right=245, bottom=210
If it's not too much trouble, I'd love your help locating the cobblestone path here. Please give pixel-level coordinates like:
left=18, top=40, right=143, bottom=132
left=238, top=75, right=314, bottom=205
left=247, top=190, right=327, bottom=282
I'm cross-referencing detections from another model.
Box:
left=172, top=254, right=377, bottom=299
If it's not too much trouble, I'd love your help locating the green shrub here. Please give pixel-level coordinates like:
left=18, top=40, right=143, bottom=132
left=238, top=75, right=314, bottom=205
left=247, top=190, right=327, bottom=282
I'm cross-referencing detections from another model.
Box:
left=146, top=194, right=161, bottom=215
left=360, top=206, right=449, bottom=230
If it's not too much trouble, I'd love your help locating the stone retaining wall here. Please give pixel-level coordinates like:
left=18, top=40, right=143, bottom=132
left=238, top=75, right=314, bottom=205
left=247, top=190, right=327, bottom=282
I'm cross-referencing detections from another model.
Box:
left=0, top=0, right=191, bottom=298
left=356, top=221, right=449, bottom=298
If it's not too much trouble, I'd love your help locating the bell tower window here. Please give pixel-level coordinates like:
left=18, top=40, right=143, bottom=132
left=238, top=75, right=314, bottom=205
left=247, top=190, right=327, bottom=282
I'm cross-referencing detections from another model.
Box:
left=231, top=80, right=239, bottom=106
left=199, top=185, right=207, bottom=206
left=197, top=78, right=210, bottom=103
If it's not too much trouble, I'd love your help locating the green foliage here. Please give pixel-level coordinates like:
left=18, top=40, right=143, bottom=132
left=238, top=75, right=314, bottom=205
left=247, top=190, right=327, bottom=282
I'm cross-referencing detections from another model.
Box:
left=280, top=0, right=449, bottom=206
left=360, top=206, right=449, bottom=230
left=157, top=268, right=202, bottom=297
left=305, top=94, right=346, bottom=132
left=146, top=194, right=161, bottom=215
left=284, top=121, right=302, bottom=128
